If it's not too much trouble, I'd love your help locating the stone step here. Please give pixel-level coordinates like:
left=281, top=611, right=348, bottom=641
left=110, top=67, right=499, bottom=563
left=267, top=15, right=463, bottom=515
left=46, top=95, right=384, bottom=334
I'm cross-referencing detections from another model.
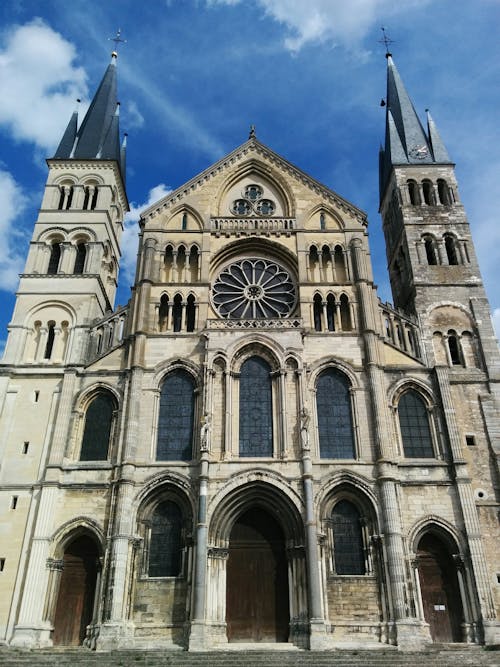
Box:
left=0, top=647, right=498, bottom=667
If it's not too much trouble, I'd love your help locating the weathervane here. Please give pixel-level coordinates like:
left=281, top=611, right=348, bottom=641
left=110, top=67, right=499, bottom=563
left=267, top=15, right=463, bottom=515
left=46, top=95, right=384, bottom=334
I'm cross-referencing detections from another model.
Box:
left=109, top=28, right=127, bottom=55
left=378, top=27, right=394, bottom=57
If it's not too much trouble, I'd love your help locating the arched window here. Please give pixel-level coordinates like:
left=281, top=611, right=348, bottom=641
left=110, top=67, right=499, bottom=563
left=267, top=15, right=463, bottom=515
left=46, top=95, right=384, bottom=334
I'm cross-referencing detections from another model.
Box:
left=148, top=501, right=182, bottom=577
left=447, top=330, right=462, bottom=365
left=334, top=245, right=347, bottom=282
left=422, top=180, right=434, bottom=205
left=326, top=294, right=336, bottom=331
left=172, top=294, right=182, bottom=332
left=444, top=235, right=459, bottom=265
left=44, top=322, right=56, bottom=359
left=313, top=294, right=323, bottom=331
left=331, top=500, right=365, bottom=575
left=159, top=294, right=169, bottom=332
left=157, top=370, right=195, bottom=461
left=80, top=392, right=115, bottom=460
left=164, top=245, right=174, bottom=282
left=189, top=246, right=199, bottom=281
left=424, top=236, right=437, bottom=265
left=181, top=212, right=188, bottom=230
left=398, top=390, right=434, bottom=458
left=47, top=242, right=61, bottom=274
left=437, top=179, right=450, bottom=205
left=340, top=294, right=352, bottom=330
left=320, top=212, right=326, bottom=230
left=186, top=294, right=196, bottom=332
left=407, top=180, right=420, bottom=205
left=239, top=356, right=273, bottom=457
left=316, top=369, right=355, bottom=459
left=73, top=243, right=86, bottom=274
left=309, top=245, right=319, bottom=281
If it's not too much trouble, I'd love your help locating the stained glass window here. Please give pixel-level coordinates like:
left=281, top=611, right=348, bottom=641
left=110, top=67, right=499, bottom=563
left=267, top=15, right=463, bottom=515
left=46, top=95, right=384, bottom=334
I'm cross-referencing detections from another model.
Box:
left=332, top=500, right=365, bottom=575
left=80, top=393, right=114, bottom=460
left=157, top=370, right=194, bottom=461
left=239, top=356, right=273, bottom=457
left=212, top=258, right=296, bottom=319
left=316, top=369, right=355, bottom=458
left=148, top=501, right=182, bottom=577
left=398, top=390, right=434, bottom=458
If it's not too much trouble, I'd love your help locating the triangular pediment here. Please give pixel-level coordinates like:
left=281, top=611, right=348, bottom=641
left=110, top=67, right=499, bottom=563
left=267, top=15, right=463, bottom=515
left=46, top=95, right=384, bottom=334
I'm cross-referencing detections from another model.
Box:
left=140, top=137, right=367, bottom=225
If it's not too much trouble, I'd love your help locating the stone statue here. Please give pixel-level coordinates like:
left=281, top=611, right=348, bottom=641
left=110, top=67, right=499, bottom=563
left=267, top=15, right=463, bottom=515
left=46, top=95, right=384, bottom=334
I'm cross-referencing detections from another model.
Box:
left=300, top=407, right=310, bottom=450
left=200, top=414, right=211, bottom=452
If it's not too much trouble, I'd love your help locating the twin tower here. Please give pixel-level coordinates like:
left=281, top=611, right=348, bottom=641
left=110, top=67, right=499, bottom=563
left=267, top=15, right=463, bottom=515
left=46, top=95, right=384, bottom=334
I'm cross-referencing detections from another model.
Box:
left=0, top=49, right=499, bottom=652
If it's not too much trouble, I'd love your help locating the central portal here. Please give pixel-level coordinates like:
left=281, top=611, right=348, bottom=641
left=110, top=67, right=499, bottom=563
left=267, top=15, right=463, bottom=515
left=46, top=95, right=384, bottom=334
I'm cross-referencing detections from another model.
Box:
left=226, top=507, right=289, bottom=642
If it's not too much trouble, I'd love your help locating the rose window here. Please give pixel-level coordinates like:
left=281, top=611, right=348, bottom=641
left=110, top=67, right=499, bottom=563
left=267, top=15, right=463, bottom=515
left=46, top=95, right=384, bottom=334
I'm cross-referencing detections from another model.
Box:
left=212, top=258, right=296, bottom=319
left=231, top=184, right=276, bottom=216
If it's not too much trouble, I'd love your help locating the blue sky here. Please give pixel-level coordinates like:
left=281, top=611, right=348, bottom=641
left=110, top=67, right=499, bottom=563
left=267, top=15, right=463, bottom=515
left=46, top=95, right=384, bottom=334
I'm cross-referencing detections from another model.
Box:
left=0, top=0, right=499, bottom=353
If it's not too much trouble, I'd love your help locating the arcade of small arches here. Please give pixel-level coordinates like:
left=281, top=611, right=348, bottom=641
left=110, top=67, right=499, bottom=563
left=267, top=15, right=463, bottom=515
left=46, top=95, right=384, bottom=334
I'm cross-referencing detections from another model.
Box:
left=404, top=178, right=456, bottom=207
left=419, top=233, right=469, bottom=266
left=44, top=481, right=474, bottom=647
left=51, top=175, right=123, bottom=221
left=433, top=328, right=479, bottom=368
left=307, top=244, right=349, bottom=283
left=312, top=292, right=354, bottom=332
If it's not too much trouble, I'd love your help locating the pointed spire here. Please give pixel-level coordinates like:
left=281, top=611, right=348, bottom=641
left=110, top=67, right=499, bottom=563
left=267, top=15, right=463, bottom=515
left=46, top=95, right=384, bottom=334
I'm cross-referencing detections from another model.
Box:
left=426, top=109, right=452, bottom=163
left=53, top=100, right=79, bottom=158
left=73, top=52, right=120, bottom=161
left=380, top=54, right=452, bottom=200
left=385, top=55, right=432, bottom=163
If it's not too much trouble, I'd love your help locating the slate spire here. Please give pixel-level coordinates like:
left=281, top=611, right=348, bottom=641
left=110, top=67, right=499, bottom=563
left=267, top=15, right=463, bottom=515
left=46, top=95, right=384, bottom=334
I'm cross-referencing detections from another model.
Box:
left=379, top=54, right=453, bottom=201
left=53, top=53, right=122, bottom=164
left=53, top=100, right=79, bottom=159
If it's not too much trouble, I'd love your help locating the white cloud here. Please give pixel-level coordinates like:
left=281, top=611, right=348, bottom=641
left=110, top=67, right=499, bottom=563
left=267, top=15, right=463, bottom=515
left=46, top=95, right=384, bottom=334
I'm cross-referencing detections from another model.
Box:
left=492, top=309, right=500, bottom=342
left=0, top=19, right=87, bottom=152
left=121, top=184, right=172, bottom=283
left=209, top=0, right=430, bottom=52
left=124, top=100, right=144, bottom=130
left=0, top=169, right=29, bottom=291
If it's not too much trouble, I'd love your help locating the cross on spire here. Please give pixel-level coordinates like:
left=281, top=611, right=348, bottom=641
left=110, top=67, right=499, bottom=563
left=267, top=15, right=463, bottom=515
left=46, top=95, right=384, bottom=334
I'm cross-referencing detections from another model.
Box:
left=109, top=28, right=127, bottom=56
left=378, top=27, right=394, bottom=57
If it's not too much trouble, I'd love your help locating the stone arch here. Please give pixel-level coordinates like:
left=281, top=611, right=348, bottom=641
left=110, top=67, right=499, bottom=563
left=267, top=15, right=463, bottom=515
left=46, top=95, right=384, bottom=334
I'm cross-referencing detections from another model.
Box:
left=50, top=517, right=105, bottom=558
left=209, top=236, right=298, bottom=281
left=37, top=228, right=68, bottom=243
left=166, top=203, right=204, bottom=231
left=227, top=335, right=284, bottom=373
left=152, top=357, right=203, bottom=390
left=68, top=227, right=97, bottom=243
left=215, top=159, right=295, bottom=218
left=307, top=356, right=359, bottom=390
left=303, top=203, right=344, bottom=230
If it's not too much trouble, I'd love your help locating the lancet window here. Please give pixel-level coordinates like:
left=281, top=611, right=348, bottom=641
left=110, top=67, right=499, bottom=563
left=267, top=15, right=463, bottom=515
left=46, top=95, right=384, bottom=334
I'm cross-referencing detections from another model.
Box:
left=239, top=356, right=273, bottom=457
left=80, top=392, right=115, bottom=461
left=148, top=500, right=183, bottom=577
left=157, top=370, right=195, bottom=461
left=398, top=390, right=434, bottom=458
left=316, top=369, right=355, bottom=459
left=331, top=500, right=365, bottom=575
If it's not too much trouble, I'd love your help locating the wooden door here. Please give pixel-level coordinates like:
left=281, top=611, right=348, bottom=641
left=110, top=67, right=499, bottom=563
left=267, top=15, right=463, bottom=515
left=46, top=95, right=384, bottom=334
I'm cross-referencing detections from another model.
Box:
left=53, top=536, right=98, bottom=646
left=417, top=535, right=463, bottom=643
left=226, top=508, right=289, bottom=642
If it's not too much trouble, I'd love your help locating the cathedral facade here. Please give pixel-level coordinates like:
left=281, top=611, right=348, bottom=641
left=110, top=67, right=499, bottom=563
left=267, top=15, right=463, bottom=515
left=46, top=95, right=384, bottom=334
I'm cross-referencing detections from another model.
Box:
left=0, top=50, right=499, bottom=651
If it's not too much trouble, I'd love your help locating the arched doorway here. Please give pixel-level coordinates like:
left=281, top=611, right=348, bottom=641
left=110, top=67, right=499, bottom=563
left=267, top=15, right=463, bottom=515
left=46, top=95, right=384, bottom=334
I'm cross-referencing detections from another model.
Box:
left=53, top=535, right=100, bottom=646
left=226, top=507, right=289, bottom=642
left=417, top=533, right=464, bottom=642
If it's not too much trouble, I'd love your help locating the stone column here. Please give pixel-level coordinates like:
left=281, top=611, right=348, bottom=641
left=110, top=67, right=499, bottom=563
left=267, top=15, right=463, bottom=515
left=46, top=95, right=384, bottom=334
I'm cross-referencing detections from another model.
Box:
left=189, top=451, right=210, bottom=650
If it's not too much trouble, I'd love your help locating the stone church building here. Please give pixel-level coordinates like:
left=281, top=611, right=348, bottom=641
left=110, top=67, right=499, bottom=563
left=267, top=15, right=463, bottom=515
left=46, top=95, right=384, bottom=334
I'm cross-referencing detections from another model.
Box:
left=0, top=49, right=499, bottom=652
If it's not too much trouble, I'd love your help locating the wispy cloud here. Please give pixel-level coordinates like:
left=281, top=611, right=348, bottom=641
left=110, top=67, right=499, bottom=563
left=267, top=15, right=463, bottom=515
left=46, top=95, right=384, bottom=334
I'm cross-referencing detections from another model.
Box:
left=0, top=19, right=88, bottom=152
left=208, top=0, right=431, bottom=52
left=0, top=169, right=29, bottom=290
